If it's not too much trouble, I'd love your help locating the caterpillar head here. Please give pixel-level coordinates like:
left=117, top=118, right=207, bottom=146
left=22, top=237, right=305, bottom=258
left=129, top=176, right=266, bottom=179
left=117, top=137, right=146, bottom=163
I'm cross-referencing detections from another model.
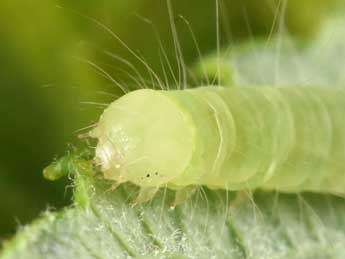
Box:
left=90, top=89, right=194, bottom=188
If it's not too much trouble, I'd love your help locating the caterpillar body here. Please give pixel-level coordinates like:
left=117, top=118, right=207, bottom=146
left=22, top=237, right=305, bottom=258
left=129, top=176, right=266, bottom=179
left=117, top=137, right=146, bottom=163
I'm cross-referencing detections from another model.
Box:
left=90, top=86, right=345, bottom=200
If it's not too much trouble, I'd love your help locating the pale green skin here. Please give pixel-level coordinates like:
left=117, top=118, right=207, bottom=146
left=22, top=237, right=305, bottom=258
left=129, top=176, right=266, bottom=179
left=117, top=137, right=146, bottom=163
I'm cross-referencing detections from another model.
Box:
left=91, top=86, right=345, bottom=195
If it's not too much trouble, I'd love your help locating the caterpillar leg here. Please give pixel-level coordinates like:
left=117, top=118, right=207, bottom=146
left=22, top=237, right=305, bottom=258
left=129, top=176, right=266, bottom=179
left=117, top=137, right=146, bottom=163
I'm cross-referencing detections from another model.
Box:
left=172, top=186, right=198, bottom=207
left=133, top=187, right=159, bottom=205
left=230, top=190, right=263, bottom=220
left=230, top=190, right=252, bottom=208
left=104, top=182, right=121, bottom=194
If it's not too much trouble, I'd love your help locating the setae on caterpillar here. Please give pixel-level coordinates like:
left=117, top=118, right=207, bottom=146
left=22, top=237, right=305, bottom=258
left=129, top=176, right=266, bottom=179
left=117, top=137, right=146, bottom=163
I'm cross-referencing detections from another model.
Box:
left=89, top=85, right=345, bottom=202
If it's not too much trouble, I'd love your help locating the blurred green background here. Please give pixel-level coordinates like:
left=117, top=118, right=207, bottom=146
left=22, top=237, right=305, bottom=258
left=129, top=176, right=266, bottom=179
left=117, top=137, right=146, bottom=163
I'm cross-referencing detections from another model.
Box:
left=0, top=0, right=338, bottom=240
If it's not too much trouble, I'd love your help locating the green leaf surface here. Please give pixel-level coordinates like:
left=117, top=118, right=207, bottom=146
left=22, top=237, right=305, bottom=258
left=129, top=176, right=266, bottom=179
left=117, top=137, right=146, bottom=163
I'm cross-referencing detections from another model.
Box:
left=1, top=165, right=345, bottom=259
left=194, top=15, right=345, bottom=87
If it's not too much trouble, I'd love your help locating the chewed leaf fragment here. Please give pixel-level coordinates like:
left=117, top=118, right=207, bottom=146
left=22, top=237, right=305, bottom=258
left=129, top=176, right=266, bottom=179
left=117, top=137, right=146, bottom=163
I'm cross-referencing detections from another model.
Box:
left=43, top=149, right=94, bottom=181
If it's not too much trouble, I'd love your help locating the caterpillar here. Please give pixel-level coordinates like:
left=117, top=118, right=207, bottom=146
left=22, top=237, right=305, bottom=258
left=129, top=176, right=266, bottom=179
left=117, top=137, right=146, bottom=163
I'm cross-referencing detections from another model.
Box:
left=89, top=85, right=345, bottom=202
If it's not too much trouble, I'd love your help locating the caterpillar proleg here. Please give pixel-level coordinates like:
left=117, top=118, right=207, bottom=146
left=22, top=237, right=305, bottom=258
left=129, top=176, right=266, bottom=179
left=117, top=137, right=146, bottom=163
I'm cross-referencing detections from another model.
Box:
left=90, top=86, right=345, bottom=200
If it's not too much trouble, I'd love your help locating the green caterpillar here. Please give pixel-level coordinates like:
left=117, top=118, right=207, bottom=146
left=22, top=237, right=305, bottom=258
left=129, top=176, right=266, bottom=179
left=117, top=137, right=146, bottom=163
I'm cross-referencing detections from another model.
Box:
left=89, top=86, right=345, bottom=201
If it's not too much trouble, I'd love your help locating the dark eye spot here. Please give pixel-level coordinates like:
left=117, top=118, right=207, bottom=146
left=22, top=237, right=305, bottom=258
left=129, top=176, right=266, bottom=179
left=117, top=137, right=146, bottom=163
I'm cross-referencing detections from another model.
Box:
left=146, top=173, right=150, bottom=178
left=155, top=172, right=158, bottom=175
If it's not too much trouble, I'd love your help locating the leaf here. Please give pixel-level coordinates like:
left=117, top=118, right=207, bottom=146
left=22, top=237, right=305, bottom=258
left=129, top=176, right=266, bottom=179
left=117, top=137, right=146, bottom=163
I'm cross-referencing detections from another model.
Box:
left=1, top=156, right=345, bottom=259
left=194, top=15, right=345, bottom=87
